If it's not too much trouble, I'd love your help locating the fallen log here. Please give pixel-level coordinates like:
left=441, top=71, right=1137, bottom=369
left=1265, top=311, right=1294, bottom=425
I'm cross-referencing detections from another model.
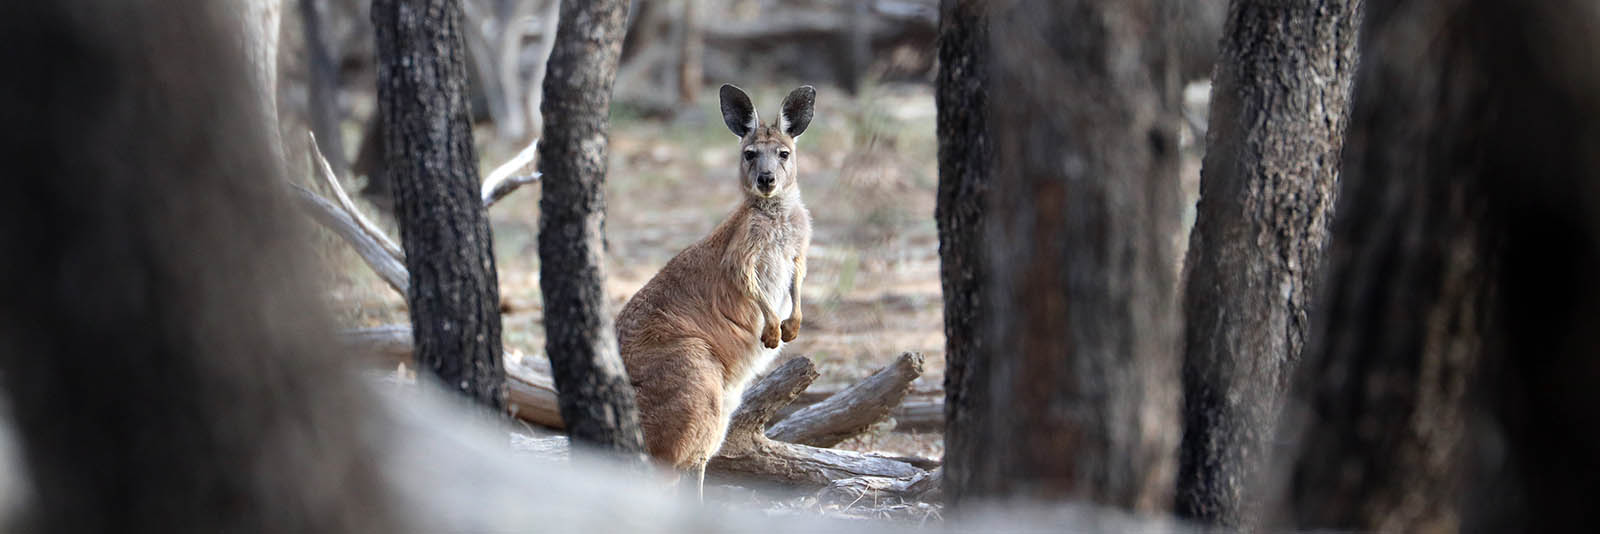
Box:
left=343, top=324, right=936, bottom=440
left=766, top=352, right=923, bottom=447
left=707, top=357, right=927, bottom=487
left=778, top=388, right=943, bottom=433
left=816, top=467, right=942, bottom=505
left=343, top=325, right=932, bottom=487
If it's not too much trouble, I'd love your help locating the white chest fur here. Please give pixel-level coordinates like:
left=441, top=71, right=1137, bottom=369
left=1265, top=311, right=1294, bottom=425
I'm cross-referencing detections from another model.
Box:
left=721, top=243, right=795, bottom=417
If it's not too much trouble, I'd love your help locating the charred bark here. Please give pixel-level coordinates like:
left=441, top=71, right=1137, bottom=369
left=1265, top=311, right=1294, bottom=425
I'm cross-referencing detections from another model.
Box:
left=1282, top=1, right=1600, bottom=531
left=1174, top=0, right=1360, bottom=526
left=933, top=0, right=993, bottom=508
left=537, top=0, right=645, bottom=453
left=951, top=0, right=1183, bottom=513
left=372, top=0, right=506, bottom=409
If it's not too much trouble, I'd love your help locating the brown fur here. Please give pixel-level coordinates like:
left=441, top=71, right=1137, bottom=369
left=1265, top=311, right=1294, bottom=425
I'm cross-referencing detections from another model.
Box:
left=617, top=86, right=815, bottom=489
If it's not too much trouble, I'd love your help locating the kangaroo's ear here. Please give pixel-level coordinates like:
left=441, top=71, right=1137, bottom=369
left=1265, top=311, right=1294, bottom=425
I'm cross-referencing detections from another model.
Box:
left=720, top=84, right=758, bottom=138
left=779, top=85, right=816, bottom=138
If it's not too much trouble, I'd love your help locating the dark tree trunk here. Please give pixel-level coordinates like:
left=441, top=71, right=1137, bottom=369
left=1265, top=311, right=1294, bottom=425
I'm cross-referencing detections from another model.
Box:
left=933, top=0, right=992, bottom=508
left=0, top=2, right=396, bottom=531
left=372, top=0, right=506, bottom=409
left=354, top=112, right=394, bottom=213
left=537, top=0, right=645, bottom=452
left=1281, top=1, right=1600, bottom=531
left=1174, top=0, right=1359, bottom=526
left=301, top=0, right=347, bottom=175
left=949, top=0, right=1182, bottom=512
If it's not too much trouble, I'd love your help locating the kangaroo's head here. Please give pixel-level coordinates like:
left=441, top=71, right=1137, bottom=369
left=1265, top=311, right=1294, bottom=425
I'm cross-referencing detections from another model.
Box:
left=719, top=84, right=815, bottom=200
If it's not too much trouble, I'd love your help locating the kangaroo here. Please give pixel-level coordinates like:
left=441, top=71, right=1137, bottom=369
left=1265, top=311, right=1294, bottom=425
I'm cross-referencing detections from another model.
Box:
left=617, top=84, right=815, bottom=496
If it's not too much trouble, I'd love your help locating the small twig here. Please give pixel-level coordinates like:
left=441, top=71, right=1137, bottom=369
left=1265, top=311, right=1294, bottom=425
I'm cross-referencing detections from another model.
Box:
left=481, top=138, right=542, bottom=208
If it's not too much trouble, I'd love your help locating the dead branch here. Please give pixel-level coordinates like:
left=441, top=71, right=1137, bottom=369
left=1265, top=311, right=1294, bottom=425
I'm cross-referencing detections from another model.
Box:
left=480, top=138, right=541, bottom=208
left=340, top=324, right=414, bottom=360
left=707, top=356, right=928, bottom=487
left=888, top=398, right=942, bottom=433
left=766, top=352, right=923, bottom=447
left=504, top=352, right=563, bottom=429
left=309, top=132, right=403, bottom=261
left=777, top=388, right=942, bottom=434
left=292, top=183, right=409, bottom=293
left=296, top=130, right=540, bottom=299
left=338, top=323, right=563, bottom=428
left=816, top=467, right=942, bottom=505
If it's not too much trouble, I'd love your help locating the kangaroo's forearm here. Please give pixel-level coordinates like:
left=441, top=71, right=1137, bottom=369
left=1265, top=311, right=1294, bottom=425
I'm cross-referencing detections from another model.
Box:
left=787, top=255, right=805, bottom=321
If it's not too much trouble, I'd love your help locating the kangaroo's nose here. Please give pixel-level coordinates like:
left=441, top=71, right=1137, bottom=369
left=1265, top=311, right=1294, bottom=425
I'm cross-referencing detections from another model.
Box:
left=757, top=172, right=775, bottom=190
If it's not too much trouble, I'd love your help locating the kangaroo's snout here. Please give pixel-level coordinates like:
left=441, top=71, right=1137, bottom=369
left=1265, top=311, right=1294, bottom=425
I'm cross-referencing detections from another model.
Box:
left=757, top=171, right=775, bottom=192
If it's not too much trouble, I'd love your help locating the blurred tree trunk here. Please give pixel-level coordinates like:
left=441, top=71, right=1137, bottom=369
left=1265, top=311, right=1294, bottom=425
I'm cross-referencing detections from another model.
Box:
left=1174, top=0, right=1359, bottom=526
left=949, top=0, right=1182, bottom=513
left=0, top=1, right=397, bottom=530
left=1282, top=1, right=1600, bottom=531
left=933, top=0, right=992, bottom=508
left=301, top=0, right=347, bottom=174
left=537, top=0, right=646, bottom=452
left=676, top=0, right=702, bottom=105
left=1175, top=0, right=1227, bottom=83
left=525, top=0, right=560, bottom=137
left=372, top=0, right=507, bottom=409
left=244, top=0, right=283, bottom=161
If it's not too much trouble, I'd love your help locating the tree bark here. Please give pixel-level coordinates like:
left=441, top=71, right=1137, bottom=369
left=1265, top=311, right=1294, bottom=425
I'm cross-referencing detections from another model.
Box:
left=1280, top=1, right=1600, bottom=531
left=537, top=0, right=644, bottom=452
left=372, top=0, right=506, bottom=409
left=933, top=0, right=992, bottom=507
left=1174, top=0, right=1359, bottom=526
left=951, top=0, right=1182, bottom=513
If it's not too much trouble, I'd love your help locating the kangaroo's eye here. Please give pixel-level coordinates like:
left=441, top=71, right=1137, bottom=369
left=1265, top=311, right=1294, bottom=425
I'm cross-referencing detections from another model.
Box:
left=778, top=150, right=790, bottom=160
left=743, top=150, right=757, bottom=161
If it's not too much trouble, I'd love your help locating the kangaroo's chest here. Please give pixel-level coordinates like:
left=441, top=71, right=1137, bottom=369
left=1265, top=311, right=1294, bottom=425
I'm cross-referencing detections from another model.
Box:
left=755, top=246, right=795, bottom=319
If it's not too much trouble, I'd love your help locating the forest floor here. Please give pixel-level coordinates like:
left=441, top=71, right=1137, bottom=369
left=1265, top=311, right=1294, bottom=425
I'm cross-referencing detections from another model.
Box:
left=316, top=81, right=1204, bottom=472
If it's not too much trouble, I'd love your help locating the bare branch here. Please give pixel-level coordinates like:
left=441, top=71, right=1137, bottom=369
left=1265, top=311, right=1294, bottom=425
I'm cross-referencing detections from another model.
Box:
left=291, top=183, right=409, bottom=293
left=767, top=352, right=924, bottom=447
left=308, top=131, right=403, bottom=262
left=481, top=138, right=542, bottom=208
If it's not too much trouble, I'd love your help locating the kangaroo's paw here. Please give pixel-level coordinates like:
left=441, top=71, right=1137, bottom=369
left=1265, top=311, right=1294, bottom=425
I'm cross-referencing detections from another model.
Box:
left=761, top=322, right=782, bottom=349
left=780, top=317, right=801, bottom=342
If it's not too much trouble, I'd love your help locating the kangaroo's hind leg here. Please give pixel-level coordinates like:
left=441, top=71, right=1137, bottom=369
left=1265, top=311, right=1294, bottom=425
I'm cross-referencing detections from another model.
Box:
left=629, top=340, right=725, bottom=500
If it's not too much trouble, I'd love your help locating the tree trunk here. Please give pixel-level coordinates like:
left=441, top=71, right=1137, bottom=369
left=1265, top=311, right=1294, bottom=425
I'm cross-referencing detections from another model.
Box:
left=0, top=1, right=397, bottom=530
left=1281, top=1, right=1600, bottom=531
left=932, top=0, right=992, bottom=507
left=949, top=0, right=1182, bottom=513
left=372, top=0, right=506, bottom=409
left=675, top=0, right=702, bottom=105
left=537, top=0, right=645, bottom=452
left=300, top=0, right=347, bottom=175
left=1174, top=0, right=1359, bottom=526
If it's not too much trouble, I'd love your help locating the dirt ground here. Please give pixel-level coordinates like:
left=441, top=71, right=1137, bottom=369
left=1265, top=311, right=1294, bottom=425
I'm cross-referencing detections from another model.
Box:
left=317, top=81, right=1204, bottom=462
